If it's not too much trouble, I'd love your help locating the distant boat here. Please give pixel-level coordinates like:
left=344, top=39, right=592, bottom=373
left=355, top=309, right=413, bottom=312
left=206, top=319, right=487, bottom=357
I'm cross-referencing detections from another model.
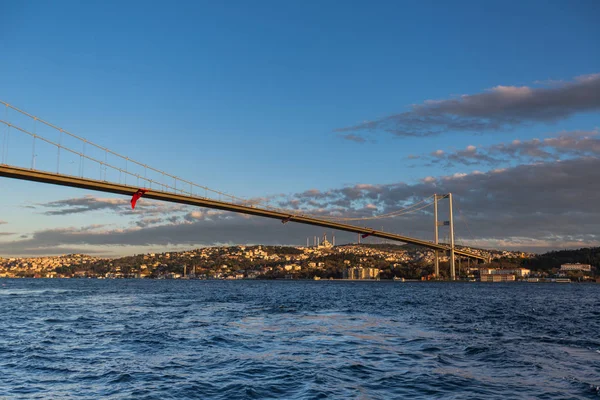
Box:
left=393, top=277, right=405, bottom=282
left=313, top=276, right=321, bottom=280
left=555, top=278, right=571, bottom=283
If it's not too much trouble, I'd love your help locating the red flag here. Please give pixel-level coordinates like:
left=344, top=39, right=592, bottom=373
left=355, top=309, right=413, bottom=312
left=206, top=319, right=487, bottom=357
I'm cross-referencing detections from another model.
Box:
left=131, top=189, right=148, bottom=209
left=361, top=232, right=374, bottom=239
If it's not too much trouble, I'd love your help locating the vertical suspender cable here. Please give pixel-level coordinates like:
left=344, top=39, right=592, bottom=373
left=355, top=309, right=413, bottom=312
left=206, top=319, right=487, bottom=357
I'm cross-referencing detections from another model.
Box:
left=81, top=141, right=86, bottom=177
left=31, top=118, right=37, bottom=170
left=57, top=129, right=62, bottom=173
left=3, top=125, right=9, bottom=165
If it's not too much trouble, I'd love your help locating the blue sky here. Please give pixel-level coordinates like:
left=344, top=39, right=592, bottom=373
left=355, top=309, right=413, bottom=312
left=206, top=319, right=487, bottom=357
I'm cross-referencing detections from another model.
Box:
left=0, top=0, right=599, bottom=256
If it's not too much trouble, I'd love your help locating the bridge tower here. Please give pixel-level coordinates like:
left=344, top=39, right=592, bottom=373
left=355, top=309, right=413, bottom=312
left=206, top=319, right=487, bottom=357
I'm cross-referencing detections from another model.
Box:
left=434, top=195, right=439, bottom=278
left=449, top=192, right=455, bottom=280
left=433, top=193, right=456, bottom=280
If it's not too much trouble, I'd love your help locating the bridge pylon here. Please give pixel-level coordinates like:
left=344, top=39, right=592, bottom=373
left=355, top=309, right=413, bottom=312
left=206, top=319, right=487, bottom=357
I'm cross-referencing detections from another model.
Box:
left=433, top=193, right=456, bottom=280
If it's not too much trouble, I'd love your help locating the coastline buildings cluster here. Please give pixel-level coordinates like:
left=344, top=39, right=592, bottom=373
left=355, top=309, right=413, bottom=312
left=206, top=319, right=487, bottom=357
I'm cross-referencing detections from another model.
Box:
left=468, top=263, right=596, bottom=282
left=0, top=254, right=103, bottom=278
left=0, top=238, right=594, bottom=281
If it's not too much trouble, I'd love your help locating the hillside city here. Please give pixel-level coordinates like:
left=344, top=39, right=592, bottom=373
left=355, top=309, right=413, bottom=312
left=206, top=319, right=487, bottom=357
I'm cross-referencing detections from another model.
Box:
left=1, top=236, right=597, bottom=282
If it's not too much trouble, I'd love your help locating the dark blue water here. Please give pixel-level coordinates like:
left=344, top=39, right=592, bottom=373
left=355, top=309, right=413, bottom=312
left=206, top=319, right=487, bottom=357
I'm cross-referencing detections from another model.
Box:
left=1, top=280, right=599, bottom=399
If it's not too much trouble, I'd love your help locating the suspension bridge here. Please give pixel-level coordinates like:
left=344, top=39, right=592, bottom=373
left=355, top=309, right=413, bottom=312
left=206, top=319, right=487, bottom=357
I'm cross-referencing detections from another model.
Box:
left=0, top=101, right=490, bottom=279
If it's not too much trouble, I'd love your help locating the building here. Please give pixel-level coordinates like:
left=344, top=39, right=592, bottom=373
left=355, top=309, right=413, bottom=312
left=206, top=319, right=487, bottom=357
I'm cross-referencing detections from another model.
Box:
left=344, top=267, right=358, bottom=280
left=494, top=268, right=530, bottom=277
left=343, top=267, right=380, bottom=280
left=560, top=263, right=592, bottom=272
left=511, top=268, right=531, bottom=277
left=477, top=267, right=530, bottom=277
left=478, top=267, right=496, bottom=275
left=480, top=274, right=515, bottom=282
left=318, top=233, right=333, bottom=249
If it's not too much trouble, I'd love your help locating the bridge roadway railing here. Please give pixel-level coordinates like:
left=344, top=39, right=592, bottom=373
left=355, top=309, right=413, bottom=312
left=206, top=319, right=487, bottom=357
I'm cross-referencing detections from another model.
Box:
left=0, top=164, right=489, bottom=262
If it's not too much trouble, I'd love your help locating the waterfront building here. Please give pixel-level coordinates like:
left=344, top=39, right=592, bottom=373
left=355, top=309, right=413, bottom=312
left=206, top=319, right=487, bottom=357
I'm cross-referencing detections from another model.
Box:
left=477, top=267, right=530, bottom=277
left=560, top=263, right=592, bottom=272
left=480, top=274, right=516, bottom=282
left=511, top=268, right=531, bottom=277
left=479, top=267, right=496, bottom=275
left=343, top=267, right=380, bottom=280
left=494, top=268, right=530, bottom=277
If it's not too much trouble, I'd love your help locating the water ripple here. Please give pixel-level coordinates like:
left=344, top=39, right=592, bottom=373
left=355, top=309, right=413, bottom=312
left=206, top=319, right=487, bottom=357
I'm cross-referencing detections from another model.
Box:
left=0, top=279, right=599, bottom=399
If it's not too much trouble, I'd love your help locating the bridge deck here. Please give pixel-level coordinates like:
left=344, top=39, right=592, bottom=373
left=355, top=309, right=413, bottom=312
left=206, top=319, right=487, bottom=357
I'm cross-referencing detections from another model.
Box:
left=0, top=165, right=488, bottom=262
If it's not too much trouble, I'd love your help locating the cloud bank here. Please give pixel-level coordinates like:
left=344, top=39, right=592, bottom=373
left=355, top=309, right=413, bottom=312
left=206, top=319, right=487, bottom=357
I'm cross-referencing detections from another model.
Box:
left=41, top=195, right=187, bottom=216
left=337, top=73, right=600, bottom=140
left=421, top=129, right=600, bottom=167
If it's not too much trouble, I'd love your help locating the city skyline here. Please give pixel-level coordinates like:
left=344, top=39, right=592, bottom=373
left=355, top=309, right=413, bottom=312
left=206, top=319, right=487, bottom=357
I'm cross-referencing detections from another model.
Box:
left=1, top=1, right=600, bottom=256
